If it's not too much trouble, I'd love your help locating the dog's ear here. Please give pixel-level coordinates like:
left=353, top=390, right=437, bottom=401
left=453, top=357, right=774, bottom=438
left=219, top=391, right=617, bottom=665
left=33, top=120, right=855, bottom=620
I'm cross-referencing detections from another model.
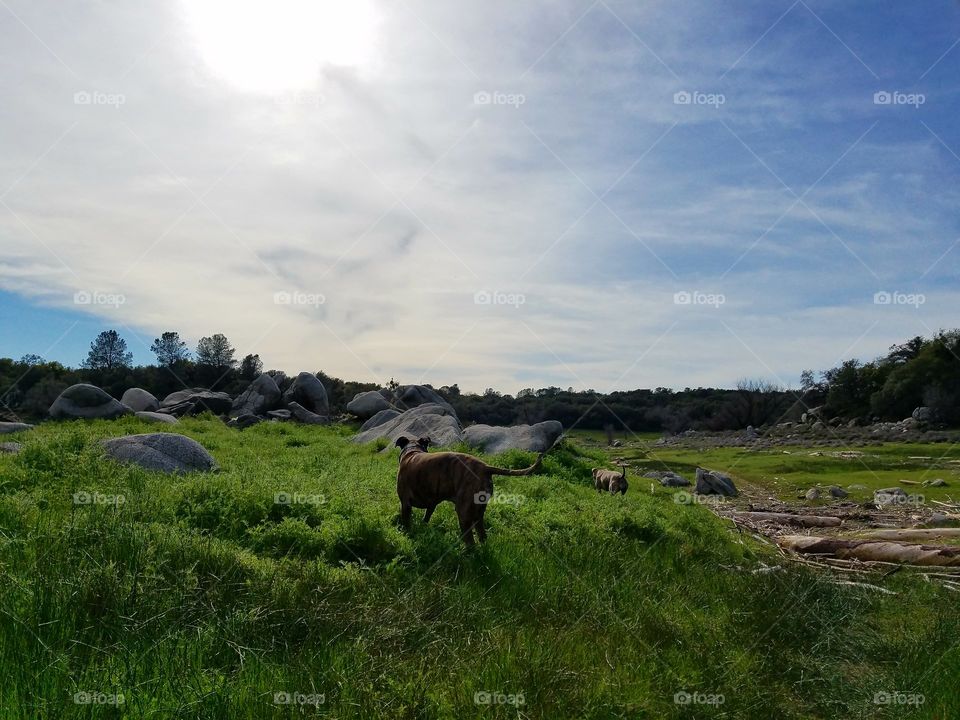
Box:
left=417, top=436, right=431, bottom=450
left=395, top=436, right=410, bottom=449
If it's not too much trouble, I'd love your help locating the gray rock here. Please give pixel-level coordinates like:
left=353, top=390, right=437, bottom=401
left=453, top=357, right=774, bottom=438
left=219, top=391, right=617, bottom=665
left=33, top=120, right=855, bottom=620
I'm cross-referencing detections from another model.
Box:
left=874, top=487, right=907, bottom=505
left=394, top=384, right=457, bottom=417
left=912, top=406, right=934, bottom=423
left=267, top=409, right=292, bottom=421
left=287, top=402, right=328, bottom=425
left=0, top=422, right=33, bottom=434
left=828, top=485, right=849, bottom=498
left=0, top=442, right=20, bottom=454
left=694, top=467, right=738, bottom=496
left=805, top=487, right=821, bottom=500
left=924, top=478, right=948, bottom=487
left=642, top=470, right=690, bottom=487
left=120, top=388, right=159, bottom=412
left=49, top=384, right=131, bottom=420
left=282, top=372, right=329, bottom=415
left=811, top=421, right=825, bottom=431
left=135, top=411, right=178, bottom=425
left=102, top=433, right=218, bottom=473
left=359, top=408, right=401, bottom=431
left=353, top=403, right=462, bottom=447
left=463, top=421, right=563, bottom=454
left=231, top=374, right=281, bottom=417
left=160, top=389, right=233, bottom=416
left=346, top=390, right=393, bottom=419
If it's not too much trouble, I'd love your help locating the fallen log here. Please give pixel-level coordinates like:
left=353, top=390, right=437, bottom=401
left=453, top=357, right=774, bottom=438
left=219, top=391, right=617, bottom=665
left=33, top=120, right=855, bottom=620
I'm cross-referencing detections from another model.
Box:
left=862, top=528, right=960, bottom=541
left=778, top=536, right=960, bottom=566
left=731, top=511, right=842, bottom=528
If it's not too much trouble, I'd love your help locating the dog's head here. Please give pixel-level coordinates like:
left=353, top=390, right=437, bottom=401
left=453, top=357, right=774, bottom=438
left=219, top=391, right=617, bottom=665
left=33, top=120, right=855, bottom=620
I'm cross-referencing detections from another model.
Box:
left=395, top=436, right=429, bottom=458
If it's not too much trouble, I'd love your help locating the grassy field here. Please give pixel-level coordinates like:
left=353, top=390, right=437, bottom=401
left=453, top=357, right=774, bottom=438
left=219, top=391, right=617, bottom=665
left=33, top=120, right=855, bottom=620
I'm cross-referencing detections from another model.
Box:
left=1, top=417, right=958, bottom=718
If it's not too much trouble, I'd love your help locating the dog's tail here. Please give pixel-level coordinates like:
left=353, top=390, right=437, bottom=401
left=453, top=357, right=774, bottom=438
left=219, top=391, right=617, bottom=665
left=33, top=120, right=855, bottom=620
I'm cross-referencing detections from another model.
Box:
left=486, top=453, right=544, bottom=477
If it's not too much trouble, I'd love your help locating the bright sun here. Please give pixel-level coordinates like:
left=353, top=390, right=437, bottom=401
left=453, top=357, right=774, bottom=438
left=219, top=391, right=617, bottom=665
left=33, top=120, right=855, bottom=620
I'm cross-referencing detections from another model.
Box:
left=182, top=0, right=379, bottom=93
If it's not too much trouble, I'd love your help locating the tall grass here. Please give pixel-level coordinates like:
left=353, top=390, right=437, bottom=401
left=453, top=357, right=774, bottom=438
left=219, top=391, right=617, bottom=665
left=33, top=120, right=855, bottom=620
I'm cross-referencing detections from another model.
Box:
left=0, top=417, right=956, bottom=718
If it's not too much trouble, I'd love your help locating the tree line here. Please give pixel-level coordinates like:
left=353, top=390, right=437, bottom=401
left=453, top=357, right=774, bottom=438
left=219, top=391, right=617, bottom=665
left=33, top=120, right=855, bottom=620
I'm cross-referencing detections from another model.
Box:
left=1, top=328, right=957, bottom=429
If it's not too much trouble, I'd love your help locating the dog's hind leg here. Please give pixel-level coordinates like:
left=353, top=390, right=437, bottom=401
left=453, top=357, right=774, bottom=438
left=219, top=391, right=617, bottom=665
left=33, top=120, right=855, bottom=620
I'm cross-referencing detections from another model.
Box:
left=458, top=514, right=476, bottom=546
left=423, top=504, right=437, bottom=524
left=400, top=500, right=412, bottom=530
left=475, top=512, right=487, bottom=543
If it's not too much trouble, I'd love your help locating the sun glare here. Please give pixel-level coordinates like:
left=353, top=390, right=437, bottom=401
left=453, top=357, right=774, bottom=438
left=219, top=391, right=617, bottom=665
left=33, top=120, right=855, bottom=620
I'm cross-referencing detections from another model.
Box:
left=182, top=0, right=379, bottom=93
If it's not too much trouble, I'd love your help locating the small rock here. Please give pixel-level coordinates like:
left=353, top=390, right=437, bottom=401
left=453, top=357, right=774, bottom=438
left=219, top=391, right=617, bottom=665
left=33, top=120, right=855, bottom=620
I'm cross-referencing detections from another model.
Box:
left=267, top=409, right=292, bottom=421
left=924, top=478, right=948, bottom=487
left=828, top=486, right=848, bottom=498
left=874, top=487, right=907, bottom=505
left=0, top=442, right=21, bottom=454
left=287, top=402, right=328, bottom=425
left=805, top=487, right=821, bottom=500
left=135, top=411, right=178, bottom=424
left=694, top=467, right=738, bottom=496
left=227, top=413, right=262, bottom=429
left=0, top=422, right=33, bottom=434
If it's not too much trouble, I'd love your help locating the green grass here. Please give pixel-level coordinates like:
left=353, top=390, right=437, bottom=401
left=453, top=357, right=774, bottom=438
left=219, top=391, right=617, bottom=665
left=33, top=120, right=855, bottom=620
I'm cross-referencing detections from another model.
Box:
left=0, top=417, right=958, bottom=718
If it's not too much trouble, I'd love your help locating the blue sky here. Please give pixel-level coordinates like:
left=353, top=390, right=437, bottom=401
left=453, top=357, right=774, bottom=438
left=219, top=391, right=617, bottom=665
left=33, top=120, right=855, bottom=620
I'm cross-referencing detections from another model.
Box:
left=0, top=0, right=958, bottom=392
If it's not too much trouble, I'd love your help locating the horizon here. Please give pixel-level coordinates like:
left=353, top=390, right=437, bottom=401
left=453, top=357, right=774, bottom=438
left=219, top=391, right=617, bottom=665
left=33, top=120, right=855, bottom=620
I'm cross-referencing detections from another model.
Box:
left=2, top=1, right=958, bottom=393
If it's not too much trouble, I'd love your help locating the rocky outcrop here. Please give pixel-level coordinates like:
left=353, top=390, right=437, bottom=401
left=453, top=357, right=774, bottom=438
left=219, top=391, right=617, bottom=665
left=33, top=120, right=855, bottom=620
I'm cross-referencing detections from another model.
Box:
left=120, top=388, right=159, bottom=412
left=231, top=374, right=282, bottom=417
left=353, top=403, right=462, bottom=447
left=287, top=402, right=328, bottom=425
left=49, top=384, right=130, bottom=420
left=102, top=433, right=218, bottom=473
left=394, top=385, right=456, bottom=417
left=346, top=391, right=393, bottom=420
left=359, top=409, right=401, bottom=431
left=160, top=389, right=233, bottom=416
left=694, top=467, right=738, bottom=496
left=282, top=372, right=329, bottom=416
left=462, top=421, right=563, bottom=454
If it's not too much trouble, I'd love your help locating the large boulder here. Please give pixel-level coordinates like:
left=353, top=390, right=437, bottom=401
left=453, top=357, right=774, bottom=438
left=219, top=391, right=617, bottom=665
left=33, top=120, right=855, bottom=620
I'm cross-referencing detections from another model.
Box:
left=120, top=388, right=159, bottom=412
left=912, top=406, right=934, bottom=423
left=694, top=467, right=738, bottom=496
left=287, top=401, right=328, bottom=425
left=231, top=374, right=281, bottom=417
left=160, top=389, right=233, bottom=416
left=282, top=372, right=329, bottom=416
left=135, top=411, right=178, bottom=425
left=346, top=390, right=393, bottom=420
left=353, top=403, right=462, bottom=447
left=394, top=384, right=457, bottom=417
left=0, top=422, right=33, bottom=434
left=463, top=421, right=563, bottom=454
left=49, top=384, right=131, bottom=420
left=101, top=433, right=218, bottom=473
left=360, top=408, right=401, bottom=431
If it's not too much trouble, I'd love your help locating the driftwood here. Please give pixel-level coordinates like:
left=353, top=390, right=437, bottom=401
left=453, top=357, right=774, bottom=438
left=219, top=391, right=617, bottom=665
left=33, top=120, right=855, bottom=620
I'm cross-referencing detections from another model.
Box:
left=778, top=536, right=960, bottom=566
left=731, top=511, right=842, bottom=528
left=861, top=528, right=960, bottom=541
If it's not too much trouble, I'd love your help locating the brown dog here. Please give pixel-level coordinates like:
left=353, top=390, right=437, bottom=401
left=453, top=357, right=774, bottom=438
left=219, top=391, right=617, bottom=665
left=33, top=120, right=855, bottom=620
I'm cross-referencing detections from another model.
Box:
left=395, top=436, right=543, bottom=545
left=593, top=463, right=628, bottom=495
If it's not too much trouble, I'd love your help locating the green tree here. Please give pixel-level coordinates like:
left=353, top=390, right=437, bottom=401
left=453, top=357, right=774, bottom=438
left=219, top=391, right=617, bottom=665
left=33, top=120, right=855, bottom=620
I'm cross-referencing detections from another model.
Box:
left=82, top=330, right=132, bottom=371
left=195, top=334, right=237, bottom=374
left=239, top=354, right=263, bottom=381
left=150, top=331, right=190, bottom=367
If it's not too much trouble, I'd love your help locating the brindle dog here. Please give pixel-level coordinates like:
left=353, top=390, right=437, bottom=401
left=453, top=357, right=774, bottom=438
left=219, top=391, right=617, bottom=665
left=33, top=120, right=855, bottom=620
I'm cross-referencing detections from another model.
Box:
left=395, top=436, right=543, bottom=545
left=592, top=463, right=628, bottom=495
